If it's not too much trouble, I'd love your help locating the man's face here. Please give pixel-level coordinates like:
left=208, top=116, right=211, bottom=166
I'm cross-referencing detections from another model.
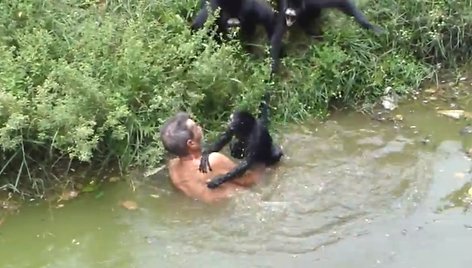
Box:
left=186, top=118, right=203, bottom=143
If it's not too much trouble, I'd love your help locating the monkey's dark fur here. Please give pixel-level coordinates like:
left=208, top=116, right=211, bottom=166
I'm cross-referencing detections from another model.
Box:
left=199, top=93, right=283, bottom=189
left=191, top=0, right=277, bottom=46
left=270, top=0, right=384, bottom=73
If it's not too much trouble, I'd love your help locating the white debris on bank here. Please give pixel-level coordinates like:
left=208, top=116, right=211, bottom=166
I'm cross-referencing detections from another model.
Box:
left=381, top=86, right=398, bottom=111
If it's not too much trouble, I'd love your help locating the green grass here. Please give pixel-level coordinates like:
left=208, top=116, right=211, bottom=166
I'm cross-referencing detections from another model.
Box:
left=0, top=0, right=471, bottom=196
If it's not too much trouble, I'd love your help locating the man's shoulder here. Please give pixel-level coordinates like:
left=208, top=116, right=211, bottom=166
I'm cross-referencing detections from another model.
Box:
left=167, top=158, right=182, bottom=182
left=208, top=152, right=232, bottom=163
left=208, top=152, right=235, bottom=171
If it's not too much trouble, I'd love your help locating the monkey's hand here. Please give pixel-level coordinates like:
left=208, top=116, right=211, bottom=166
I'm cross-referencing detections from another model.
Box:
left=198, top=151, right=212, bottom=173
left=207, top=176, right=224, bottom=189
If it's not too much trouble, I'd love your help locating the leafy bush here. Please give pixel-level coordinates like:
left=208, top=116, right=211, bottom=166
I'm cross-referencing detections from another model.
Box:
left=0, top=0, right=470, bottom=195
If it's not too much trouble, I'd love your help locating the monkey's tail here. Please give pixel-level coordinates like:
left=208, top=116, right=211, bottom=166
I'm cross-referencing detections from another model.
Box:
left=260, top=56, right=280, bottom=126
left=259, top=78, right=273, bottom=127
left=344, top=0, right=384, bottom=33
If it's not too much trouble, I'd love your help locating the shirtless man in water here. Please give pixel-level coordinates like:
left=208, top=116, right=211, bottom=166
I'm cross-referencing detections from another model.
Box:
left=159, top=112, right=263, bottom=203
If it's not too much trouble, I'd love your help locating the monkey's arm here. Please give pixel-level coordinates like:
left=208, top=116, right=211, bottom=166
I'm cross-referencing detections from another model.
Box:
left=207, top=159, right=253, bottom=189
left=199, top=128, right=233, bottom=173
left=268, top=0, right=289, bottom=74
left=191, top=6, right=209, bottom=31
left=191, top=0, right=219, bottom=31
left=269, top=19, right=286, bottom=75
left=256, top=1, right=276, bottom=39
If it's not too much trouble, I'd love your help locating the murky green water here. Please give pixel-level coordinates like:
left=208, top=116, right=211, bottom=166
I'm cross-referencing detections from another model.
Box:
left=1, top=79, right=472, bottom=268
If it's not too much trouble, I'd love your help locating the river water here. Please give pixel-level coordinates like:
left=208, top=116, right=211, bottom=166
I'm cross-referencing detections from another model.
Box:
left=1, top=78, right=472, bottom=268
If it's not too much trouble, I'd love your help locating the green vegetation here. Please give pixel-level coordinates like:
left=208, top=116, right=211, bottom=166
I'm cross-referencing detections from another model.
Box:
left=0, top=0, right=471, bottom=196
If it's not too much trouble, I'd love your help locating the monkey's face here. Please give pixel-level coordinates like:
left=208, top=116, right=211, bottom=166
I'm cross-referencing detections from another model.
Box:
left=226, top=18, right=240, bottom=28
left=229, top=111, right=254, bottom=138
left=284, top=8, right=298, bottom=27
left=228, top=113, right=240, bottom=132
left=285, top=0, right=305, bottom=27
left=226, top=18, right=241, bottom=36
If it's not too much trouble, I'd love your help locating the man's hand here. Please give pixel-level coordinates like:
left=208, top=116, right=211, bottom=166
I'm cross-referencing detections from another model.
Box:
left=198, top=151, right=212, bottom=173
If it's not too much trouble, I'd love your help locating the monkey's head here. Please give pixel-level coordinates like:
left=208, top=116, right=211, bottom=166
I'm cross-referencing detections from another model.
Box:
left=226, top=18, right=241, bottom=28
left=285, top=0, right=305, bottom=27
left=225, top=17, right=241, bottom=37
left=229, top=111, right=256, bottom=139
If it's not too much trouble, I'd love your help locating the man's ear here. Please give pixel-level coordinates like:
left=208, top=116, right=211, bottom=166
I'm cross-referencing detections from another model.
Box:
left=186, top=139, right=194, bottom=147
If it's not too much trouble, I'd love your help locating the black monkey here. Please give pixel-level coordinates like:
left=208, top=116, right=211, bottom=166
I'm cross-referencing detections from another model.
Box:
left=199, top=92, right=283, bottom=189
left=191, top=0, right=277, bottom=48
left=284, top=0, right=384, bottom=34
left=190, top=0, right=230, bottom=42
left=270, top=0, right=384, bottom=73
